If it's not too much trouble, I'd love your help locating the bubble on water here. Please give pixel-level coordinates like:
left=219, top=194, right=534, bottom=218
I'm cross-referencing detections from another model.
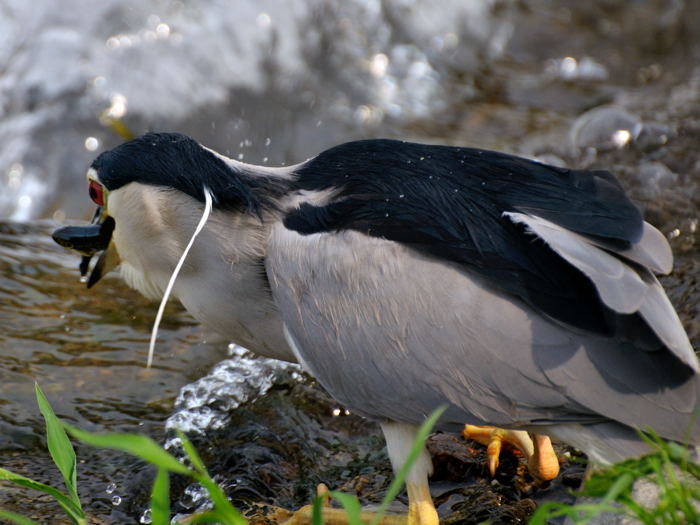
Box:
left=111, top=495, right=122, bottom=506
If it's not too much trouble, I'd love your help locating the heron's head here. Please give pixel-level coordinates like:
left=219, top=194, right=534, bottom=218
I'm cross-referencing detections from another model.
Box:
left=53, top=132, right=287, bottom=296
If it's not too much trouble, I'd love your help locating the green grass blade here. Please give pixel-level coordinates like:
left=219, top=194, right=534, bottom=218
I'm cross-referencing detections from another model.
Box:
left=34, top=383, right=80, bottom=507
left=600, top=472, right=634, bottom=503
left=64, top=424, right=191, bottom=475
left=370, top=406, right=447, bottom=525
left=0, top=467, right=85, bottom=524
left=150, top=467, right=170, bottom=525
left=176, top=431, right=247, bottom=525
left=329, top=491, right=363, bottom=525
left=528, top=501, right=621, bottom=524
left=312, top=494, right=324, bottom=525
left=175, top=431, right=207, bottom=473
left=0, top=509, right=42, bottom=525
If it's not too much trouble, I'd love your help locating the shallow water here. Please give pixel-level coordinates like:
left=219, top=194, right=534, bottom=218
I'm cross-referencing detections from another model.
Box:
left=0, top=221, right=228, bottom=521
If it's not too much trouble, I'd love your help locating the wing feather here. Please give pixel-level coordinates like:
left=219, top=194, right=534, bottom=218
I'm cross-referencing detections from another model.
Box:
left=286, top=139, right=694, bottom=367
left=504, top=212, right=697, bottom=372
left=505, top=212, right=647, bottom=314
left=266, top=225, right=700, bottom=451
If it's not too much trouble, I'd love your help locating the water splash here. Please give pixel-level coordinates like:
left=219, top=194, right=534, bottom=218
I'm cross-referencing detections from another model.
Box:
left=164, top=345, right=301, bottom=438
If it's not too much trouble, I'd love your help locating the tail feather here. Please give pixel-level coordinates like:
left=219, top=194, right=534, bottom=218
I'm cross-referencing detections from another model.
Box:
left=545, top=421, right=698, bottom=465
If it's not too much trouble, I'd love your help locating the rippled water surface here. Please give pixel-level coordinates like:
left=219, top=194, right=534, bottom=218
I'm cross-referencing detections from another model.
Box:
left=0, top=221, right=228, bottom=521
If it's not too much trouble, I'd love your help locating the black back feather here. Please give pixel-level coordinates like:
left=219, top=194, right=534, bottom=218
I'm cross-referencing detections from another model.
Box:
left=92, top=132, right=283, bottom=214
left=286, top=139, right=645, bottom=335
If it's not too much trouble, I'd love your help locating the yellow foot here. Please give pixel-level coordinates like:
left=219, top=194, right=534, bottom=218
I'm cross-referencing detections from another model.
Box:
left=407, top=482, right=439, bottom=525
left=277, top=484, right=408, bottom=525
left=462, top=425, right=559, bottom=480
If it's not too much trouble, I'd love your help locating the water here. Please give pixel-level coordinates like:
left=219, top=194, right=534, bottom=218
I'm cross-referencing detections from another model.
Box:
left=0, top=0, right=510, bottom=221
left=0, top=221, right=227, bottom=521
left=2, top=0, right=700, bottom=522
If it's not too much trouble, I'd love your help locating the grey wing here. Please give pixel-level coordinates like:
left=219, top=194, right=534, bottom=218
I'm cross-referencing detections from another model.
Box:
left=266, top=223, right=700, bottom=444
left=505, top=212, right=696, bottom=369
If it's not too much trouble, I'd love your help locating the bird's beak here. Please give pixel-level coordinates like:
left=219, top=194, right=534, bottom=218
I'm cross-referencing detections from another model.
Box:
left=52, top=206, right=120, bottom=288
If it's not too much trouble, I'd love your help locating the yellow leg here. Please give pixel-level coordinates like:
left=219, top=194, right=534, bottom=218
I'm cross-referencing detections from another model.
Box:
left=463, top=425, right=559, bottom=480
left=406, top=482, right=439, bottom=525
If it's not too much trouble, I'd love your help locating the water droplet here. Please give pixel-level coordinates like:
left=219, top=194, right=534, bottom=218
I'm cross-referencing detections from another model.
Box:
left=262, top=157, right=268, bottom=163
left=155, top=23, right=170, bottom=38
left=139, top=508, right=152, bottom=524
left=332, top=408, right=341, bottom=416
left=84, top=137, right=99, bottom=151
left=111, top=495, right=122, bottom=506
left=399, top=194, right=405, bottom=198
left=419, top=157, right=425, bottom=161
left=106, top=482, right=117, bottom=494
left=107, top=93, right=128, bottom=118
left=257, top=12, right=271, bottom=28
left=384, top=213, right=389, bottom=218
left=79, top=276, right=88, bottom=284
left=237, top=153, right=244, bottom=160
left=265, top=137, right=271, bottom=146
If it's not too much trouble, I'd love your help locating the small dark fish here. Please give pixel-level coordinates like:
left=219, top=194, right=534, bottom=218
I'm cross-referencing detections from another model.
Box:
left=52, top=216, right=115, bottom=257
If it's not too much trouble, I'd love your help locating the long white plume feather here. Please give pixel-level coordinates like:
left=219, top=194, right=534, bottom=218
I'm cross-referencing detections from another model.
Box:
left=147, top=187, right=213, bottom=368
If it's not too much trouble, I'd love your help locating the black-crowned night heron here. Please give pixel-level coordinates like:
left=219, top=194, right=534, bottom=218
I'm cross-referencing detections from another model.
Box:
left=53, top=132, right=700, bottom=525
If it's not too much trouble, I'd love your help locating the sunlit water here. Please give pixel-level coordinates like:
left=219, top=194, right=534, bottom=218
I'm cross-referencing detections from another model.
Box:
left=0, top=221, right=229, bottom=521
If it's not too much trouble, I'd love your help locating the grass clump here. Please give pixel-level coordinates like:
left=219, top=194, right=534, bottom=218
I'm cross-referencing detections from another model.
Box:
left=530, top=431, right=700, bottom=525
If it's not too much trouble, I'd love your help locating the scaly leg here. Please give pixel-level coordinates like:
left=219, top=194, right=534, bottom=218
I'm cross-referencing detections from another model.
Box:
left=382, top=422, right=439, bottom=525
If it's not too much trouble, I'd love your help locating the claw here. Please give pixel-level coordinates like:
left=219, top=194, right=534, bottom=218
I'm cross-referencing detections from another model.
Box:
left=463, top=425, right=559, bottom=480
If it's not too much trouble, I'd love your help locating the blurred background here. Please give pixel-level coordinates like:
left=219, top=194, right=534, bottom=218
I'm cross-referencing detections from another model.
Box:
left=2, top=0, right=700, bottom=523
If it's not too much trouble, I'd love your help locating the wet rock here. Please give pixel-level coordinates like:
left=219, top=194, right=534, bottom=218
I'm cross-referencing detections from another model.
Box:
left=570, top=105, right=643, bottom=152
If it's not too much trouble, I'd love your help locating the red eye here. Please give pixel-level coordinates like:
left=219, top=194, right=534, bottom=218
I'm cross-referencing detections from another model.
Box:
left=88, top=180, right=104, bottom=206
